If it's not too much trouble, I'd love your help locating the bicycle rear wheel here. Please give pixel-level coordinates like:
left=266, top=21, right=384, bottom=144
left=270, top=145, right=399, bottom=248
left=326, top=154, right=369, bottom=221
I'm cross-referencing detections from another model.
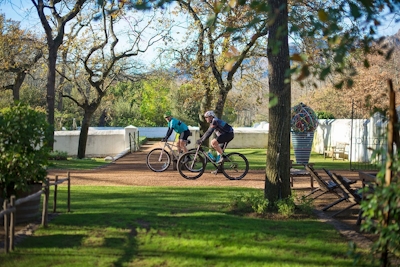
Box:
left=221, top=152, right=249, bottom=180
left=146, top=148, right=171, bottom=172
left=177, top=151, right=206, bottom=180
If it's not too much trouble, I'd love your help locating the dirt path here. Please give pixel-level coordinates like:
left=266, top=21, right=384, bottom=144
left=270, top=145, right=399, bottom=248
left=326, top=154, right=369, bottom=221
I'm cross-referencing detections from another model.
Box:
left=47, top=141, right=360, bottom=188
left=47, top=142, right=270, bottom=188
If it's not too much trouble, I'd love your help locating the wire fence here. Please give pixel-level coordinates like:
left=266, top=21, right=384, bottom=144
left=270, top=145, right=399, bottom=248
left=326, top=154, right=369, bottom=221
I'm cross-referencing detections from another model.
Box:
left=1, top=172, right=71, bottom=254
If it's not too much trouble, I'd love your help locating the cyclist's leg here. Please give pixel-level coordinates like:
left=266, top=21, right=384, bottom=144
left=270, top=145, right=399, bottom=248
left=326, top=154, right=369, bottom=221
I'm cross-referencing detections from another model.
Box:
left=215, top=132, right=234, bottom=163
left=216, top=132, right=233, bottom=150
left=174, top=133, right=182, bottom=154
left=178, top=130, right=191, bottom=153
left=219, top=141, right=229, bottom=152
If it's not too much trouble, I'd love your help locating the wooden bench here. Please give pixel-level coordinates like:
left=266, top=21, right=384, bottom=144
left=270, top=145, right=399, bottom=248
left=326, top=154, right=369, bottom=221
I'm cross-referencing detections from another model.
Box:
left=324, top=142, right=349, bottom=161
left=290, top=160, right=314, bottom=189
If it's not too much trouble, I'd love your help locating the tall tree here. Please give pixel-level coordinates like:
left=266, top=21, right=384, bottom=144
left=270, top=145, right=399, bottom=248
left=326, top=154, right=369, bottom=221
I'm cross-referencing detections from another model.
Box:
left=264, top=0, right=291, bottom=201
left=59, top=2, right=170, bottom=158
left=169, top=0, right=269, bottom=135
left=302, top=44, right=400, bottom=119
left=237, top=0, right=400, bottom=201
left=31, top=0, right=88, bottom=149
left=0, top=14, right=43, bottom=101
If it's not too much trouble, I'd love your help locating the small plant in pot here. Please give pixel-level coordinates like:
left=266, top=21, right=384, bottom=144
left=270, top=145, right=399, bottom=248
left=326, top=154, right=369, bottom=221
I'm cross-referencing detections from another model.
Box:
left=0, top=103, right=53, bottom=200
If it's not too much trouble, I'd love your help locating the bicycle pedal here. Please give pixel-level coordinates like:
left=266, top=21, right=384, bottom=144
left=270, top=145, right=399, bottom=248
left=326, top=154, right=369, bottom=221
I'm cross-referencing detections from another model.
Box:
left=211, top=169, right=223, bottom=175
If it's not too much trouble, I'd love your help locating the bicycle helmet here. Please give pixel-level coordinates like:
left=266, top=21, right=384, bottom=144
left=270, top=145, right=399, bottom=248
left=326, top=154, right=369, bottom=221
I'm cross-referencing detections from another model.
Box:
left=204, top=110, right=215, bottom=118
left=164, top=111, right=172, bottom=118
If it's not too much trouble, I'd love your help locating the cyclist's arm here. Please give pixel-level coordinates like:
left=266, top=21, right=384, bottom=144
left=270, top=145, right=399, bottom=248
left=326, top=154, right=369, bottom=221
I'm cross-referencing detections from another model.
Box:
left=198, top=127, right=215, bottom=142
left=164, top=127, right=173, bottom=140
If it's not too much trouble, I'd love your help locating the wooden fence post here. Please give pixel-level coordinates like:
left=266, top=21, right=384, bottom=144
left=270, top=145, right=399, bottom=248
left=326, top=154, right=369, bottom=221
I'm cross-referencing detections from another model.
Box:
left=42, top=179, right=49, bottom=228
left=3, top=199, right=9, bottom=254
left=53, top=175, right=58, bottom=213
left=10, top=196, right=15, bottom=252
left=1, top=175, right=71, bottom=253
left=67, top=172, right=71, bottom=212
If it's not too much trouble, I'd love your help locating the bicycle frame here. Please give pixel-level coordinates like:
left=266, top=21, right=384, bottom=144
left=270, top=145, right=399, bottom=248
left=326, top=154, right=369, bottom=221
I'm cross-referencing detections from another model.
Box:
left=158, top=141, right=180, bottom=162
left=178, top=141, right=249, bottom=180
left=192, top=142, right=228, bottom=169
left=158, top=132, right=190, bottom=161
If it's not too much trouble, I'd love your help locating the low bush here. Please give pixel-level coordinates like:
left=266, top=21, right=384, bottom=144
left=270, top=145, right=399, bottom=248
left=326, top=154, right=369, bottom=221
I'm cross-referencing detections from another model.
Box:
left=49, top=150, right=68, bottom=160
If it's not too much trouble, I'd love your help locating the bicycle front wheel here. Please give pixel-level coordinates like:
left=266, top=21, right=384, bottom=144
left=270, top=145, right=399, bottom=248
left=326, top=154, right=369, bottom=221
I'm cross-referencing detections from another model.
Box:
left=177, top=151, right=206, bottom=180
left=146, top=148, right=171, bottom=172
left=221, top=152, right=249, bottom=180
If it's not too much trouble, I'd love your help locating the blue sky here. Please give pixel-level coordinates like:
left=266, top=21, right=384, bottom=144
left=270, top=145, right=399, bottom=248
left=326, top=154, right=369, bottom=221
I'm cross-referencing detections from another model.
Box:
left=376, top=11, right=400, bottom=36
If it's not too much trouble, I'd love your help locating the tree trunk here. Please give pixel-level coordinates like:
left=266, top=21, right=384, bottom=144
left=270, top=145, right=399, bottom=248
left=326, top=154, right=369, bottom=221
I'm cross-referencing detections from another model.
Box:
left=215, top=87, right=229, bottom=118
left=198, top=85, right=212, bottom=145
left=12, top=71, right=26, bottom=101
left=77, top=111, right=94, bottom=159
left=98, top=109, right=107, bottom=126
left=33, top=0, right=87, bottom=150
left=265, top=0, right=291, bottom=202
left=46, top=46, right=57, bottom=149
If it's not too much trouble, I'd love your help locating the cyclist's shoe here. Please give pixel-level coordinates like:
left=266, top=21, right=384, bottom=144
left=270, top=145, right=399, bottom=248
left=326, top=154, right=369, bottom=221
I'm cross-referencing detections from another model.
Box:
left=217, top=155, right=227, bottom=164
left=211, top=166, right=223, bottom=174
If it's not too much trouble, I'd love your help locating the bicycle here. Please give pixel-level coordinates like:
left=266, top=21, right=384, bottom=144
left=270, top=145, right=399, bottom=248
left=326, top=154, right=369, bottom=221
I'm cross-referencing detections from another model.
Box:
left=176, top=142, right=249, bottom=180
left=146, top=139, right=193, bottom=172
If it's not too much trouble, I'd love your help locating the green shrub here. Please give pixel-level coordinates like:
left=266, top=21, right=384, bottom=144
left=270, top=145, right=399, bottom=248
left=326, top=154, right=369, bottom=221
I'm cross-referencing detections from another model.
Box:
left=360, top=170, right=400, bottom=264
left=229, top=191, right=269, bottom=215
left=359, top=141, right=400, bottom=265
left=275, top=196, right=296, bottom=218
left=230, top=192, right=313, bottom=218
left=316, top=111, right=335, bottom=119
left=49, top=150, right=68, bottom=160
left=0, top=103, right=53, bottom=198
left=295, top=194, right=314, bottom=215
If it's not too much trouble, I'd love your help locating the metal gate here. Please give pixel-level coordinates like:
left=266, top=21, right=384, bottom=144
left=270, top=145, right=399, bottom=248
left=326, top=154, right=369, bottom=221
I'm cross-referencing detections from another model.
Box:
left=350, top=99, right=386, bottom=171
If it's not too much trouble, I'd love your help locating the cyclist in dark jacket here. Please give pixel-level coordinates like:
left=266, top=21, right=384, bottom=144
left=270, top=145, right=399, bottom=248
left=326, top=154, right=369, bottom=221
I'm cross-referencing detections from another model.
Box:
left=196, top=110, right=234, bottom=164
left=162, top=111, right=191, bottom=154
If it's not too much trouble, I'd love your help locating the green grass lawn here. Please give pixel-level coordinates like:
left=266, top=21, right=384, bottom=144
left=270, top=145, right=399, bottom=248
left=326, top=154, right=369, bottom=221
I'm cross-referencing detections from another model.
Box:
left=0, top=186, right=373, bottom=266
left=224, top=149, right=353, bottom=170
left=47, top=157, right=108, bottom=170
left=48, top=147, right=354, bottom=171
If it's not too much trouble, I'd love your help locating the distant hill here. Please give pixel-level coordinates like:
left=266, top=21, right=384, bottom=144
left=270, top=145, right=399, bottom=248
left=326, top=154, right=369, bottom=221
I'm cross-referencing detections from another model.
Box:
left=381, top=29, right=400, bottom=48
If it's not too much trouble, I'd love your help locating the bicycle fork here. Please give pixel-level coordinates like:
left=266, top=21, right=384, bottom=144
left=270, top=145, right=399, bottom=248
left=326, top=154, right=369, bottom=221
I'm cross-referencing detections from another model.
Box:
left=158, top=145, right=166, bottom=162
left=188, top=146, right=202, bottom=169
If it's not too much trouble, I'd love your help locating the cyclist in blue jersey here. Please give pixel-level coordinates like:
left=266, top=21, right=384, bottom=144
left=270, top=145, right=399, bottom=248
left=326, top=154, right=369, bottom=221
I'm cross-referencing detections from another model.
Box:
left=162, top=111, right=191, bottom=155
left=196, top=110, right=234, bottom=164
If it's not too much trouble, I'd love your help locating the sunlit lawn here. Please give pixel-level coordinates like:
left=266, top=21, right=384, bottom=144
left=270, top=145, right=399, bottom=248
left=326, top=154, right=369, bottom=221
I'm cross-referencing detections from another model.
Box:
left=0, top=187, right=373, bottom=266
left=48, top=147, right=354, bottom=171
left=47, top=157, right=108, bottom=170
left=225, top=149, right=353, bottom=170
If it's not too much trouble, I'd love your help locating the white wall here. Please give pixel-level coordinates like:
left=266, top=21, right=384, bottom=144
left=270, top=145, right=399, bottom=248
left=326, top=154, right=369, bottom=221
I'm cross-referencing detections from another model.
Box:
left=313, top=118, right=384, bottom=162
left=54, top=126, right=138, bottom=158
left=53, top=118, right=383, bottom=162
left=54, top=126, right=268, bottom=157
